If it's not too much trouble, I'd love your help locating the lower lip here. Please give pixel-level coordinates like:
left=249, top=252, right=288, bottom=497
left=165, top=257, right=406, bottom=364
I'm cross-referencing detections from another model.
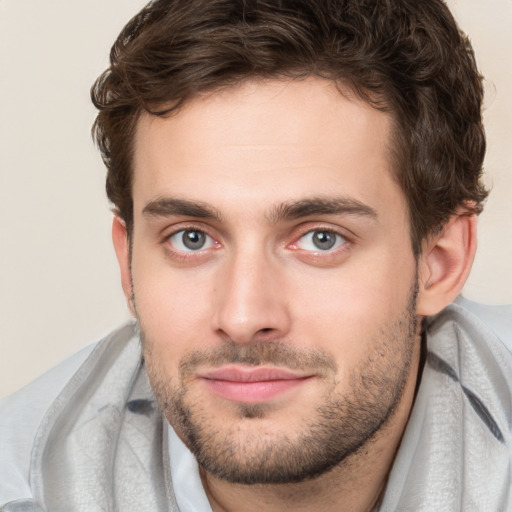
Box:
left=201, top=378, right=310, bottom=403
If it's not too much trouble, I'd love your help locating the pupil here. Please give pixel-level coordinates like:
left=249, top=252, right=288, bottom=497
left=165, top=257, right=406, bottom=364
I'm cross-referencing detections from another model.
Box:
left=183, top=231, right=205, bottom=250
left=313, top=231, right=336, bottom=250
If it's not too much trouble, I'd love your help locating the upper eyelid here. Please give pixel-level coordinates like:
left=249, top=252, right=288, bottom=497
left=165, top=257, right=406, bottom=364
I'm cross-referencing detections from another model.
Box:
left=167, top=227, right=211, bottom=238
left=301, top=227, right=347, bottom=237
left=162, top=223, right=216, bottom=240
left=301, top=229, right=346, bottom=240
left=290, top=223, right=355, bottom=243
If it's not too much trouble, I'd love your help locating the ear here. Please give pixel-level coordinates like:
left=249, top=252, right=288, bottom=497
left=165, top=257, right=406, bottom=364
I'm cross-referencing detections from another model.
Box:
left=417, top=214, right=477, bottom=317
left=112, top=216, right=136, bottom=316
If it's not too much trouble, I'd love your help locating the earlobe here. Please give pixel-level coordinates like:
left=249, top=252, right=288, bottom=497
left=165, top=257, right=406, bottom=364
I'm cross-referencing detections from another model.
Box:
left=417, top=214, right=477, bottom=317
left=112, top=216, right=136, bottom=316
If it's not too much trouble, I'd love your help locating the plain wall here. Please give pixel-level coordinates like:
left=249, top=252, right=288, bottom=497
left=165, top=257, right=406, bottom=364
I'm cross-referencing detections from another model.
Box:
left=0, top=0, right=511, bottom=398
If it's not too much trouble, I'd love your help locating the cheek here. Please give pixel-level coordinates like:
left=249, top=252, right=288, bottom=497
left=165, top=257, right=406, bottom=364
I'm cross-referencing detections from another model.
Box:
left=131, top=256, right=214, bottom=354
left=290, top=252, right=417, bottom=355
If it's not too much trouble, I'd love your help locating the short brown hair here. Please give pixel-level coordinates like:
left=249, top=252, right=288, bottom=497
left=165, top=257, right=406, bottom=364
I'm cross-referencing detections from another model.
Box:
left=91, top=0, right=488, bottom=255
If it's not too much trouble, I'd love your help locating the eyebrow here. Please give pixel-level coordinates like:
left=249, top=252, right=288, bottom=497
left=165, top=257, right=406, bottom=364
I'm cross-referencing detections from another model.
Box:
left=142, top=195, right=378, bottom=224
left=268, top=196, right=378, bottom=223
left=143, top=198, right=222, bottom=221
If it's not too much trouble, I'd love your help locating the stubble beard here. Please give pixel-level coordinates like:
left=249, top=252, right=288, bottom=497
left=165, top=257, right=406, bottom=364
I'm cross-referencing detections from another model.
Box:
left=141, top=284, right=419, bottom=485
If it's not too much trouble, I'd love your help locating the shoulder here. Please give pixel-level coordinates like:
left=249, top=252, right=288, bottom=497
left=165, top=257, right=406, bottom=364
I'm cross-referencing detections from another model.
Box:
left=426, top=296, right=512, bottom=377
left=0, top=326, right=129, bottom=505
left=425, top=296, right=512, bottom=446
left=453, top=296, right=512, bottom=351
left=381, top=298, right=512, bottom=511
left=428, top=296, right=512, bottom=357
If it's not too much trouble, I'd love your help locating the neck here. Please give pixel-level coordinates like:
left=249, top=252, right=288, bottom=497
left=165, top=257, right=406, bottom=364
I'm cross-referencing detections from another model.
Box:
left=202, top=454, right=385, bottom=512
left=200, top=344, right=421, bottom=512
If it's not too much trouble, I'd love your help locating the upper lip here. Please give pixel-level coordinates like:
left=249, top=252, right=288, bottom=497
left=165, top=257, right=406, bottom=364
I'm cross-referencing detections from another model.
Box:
left=197, top=366, right=311, bottom=382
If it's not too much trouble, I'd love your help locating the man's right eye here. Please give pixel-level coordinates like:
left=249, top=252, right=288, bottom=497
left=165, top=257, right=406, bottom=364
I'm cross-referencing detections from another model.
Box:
left=167, top=229, right=215, bottom=252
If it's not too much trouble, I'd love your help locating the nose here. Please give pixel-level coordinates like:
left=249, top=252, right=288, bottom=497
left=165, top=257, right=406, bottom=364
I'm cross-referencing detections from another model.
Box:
left=211, top=248, right=291, bottom=344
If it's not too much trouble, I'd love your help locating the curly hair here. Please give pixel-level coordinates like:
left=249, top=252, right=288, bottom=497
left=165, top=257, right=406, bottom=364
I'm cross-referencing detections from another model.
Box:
left=91, top=0, right=488, bottom=255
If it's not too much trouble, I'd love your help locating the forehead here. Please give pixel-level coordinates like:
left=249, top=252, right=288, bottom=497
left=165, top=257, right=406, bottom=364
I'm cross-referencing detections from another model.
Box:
left=132, top=78, right=404, bottom=223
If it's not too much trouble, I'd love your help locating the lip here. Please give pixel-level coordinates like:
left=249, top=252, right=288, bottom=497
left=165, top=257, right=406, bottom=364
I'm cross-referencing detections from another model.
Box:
left=197, top=366, right=313, bottom=404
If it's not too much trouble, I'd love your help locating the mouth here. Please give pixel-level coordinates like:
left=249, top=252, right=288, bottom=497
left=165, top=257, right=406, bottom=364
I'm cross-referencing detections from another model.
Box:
left=197, top=366, right=314, bottom=403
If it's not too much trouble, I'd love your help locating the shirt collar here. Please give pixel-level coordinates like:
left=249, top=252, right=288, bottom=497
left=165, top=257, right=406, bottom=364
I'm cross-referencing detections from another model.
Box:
left=167, top=423, right=213, bottom=512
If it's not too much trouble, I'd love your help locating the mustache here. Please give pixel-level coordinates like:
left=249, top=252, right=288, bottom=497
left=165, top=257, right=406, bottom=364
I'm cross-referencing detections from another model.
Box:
left=175, top=340, right=338, bottom=379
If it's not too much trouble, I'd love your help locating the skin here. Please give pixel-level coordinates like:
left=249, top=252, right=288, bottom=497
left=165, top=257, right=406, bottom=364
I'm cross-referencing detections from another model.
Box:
left=112, top=77, right=475, bottom=511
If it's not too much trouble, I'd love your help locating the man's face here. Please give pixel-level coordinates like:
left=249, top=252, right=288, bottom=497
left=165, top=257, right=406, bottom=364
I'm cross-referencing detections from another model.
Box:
left=125, top=78, right=421, bottom=484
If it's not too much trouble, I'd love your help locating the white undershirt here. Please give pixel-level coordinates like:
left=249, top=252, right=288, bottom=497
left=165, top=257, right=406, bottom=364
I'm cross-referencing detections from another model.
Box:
left=168, top=424, right=213, bottom=512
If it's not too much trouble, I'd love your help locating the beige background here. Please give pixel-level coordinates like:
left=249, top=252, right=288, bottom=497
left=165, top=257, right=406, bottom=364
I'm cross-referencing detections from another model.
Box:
left=0, top=0, right=511, bottom=398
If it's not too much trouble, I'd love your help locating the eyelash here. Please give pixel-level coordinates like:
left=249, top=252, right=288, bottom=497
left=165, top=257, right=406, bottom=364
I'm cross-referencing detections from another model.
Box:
left=161, top=224, right=220, bottom=262
left=167, top=229, right=215, bottom=252
left=286, top=225, right=353, bottom=265
left=291, top=229, right=347, bottom=251
left=161, top=224, right=353, bottom=261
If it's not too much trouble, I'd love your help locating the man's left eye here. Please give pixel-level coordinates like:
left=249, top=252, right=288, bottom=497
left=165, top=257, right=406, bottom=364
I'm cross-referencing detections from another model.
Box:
left=168, top=229, right=215, bottom=252
left=296, top=230, right=346, bottom=251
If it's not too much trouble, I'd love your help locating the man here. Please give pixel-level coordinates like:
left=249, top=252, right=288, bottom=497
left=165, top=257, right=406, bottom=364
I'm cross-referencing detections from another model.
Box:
left=1, top=0, right=511, bottom=510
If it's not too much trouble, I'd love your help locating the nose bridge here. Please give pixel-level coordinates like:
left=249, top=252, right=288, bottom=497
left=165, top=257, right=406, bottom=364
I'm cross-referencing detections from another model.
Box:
left=213, top=240, right=290, bottom=343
